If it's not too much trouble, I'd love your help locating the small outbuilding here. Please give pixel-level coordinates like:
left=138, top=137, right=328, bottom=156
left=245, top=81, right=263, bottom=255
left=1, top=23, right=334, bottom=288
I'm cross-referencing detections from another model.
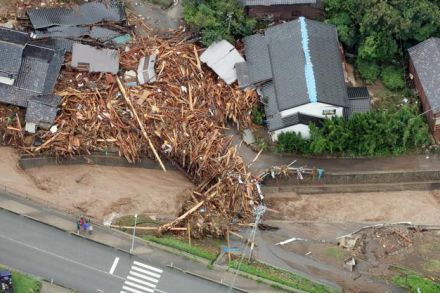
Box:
left=408, top=37, right=440, bottom=142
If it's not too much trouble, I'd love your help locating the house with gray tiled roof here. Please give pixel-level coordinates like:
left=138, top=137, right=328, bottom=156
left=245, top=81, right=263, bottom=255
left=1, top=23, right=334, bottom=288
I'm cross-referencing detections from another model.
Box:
left=408, top=37, right=440, bottom=142
left=240, top=0, right=323, bottom=20
left=0, top=27, right=64, bottom=133
left=236, top=17, right=370, bottom=140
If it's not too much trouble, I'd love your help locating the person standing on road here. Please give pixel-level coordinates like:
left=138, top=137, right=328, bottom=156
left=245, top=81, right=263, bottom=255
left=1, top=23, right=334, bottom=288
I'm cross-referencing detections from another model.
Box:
left=76, top=220, right=81, bottom=234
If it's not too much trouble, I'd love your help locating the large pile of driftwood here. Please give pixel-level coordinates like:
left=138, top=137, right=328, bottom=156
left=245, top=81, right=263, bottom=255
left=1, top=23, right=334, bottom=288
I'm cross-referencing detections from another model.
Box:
left=1, top=31, right=260, bottom=236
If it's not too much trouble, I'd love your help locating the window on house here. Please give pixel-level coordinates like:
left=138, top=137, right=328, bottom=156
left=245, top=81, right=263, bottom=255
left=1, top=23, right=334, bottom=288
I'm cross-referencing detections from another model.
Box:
left=322, top=109, right=336, bottom=116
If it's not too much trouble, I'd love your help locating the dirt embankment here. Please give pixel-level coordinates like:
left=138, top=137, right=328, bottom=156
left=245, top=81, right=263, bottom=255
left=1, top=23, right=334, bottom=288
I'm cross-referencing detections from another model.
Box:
left=267, top=191, right=440, bottom=225
left=0, top=147, right=193, bottom=220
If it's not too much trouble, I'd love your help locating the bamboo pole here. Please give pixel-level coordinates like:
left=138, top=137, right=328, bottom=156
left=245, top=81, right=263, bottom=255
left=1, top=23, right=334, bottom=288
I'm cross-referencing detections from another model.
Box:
left=226, top=227, right=231, bottom=263
left=116, top=76, right=167, bottom=172
left=187, top=221, right=191, bottom=246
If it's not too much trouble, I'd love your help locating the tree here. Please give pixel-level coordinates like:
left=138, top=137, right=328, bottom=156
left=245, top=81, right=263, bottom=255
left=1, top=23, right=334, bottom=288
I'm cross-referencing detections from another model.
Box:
left=183, top=0, right=256, bottom=46
left=276, top=106, right=430, bottom=156
left=325, top=0, right=440, bottom=82
left=381, top=66, right=406, bottom=90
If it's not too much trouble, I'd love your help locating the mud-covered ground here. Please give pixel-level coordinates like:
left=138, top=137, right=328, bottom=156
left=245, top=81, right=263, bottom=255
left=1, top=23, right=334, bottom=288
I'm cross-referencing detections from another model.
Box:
left=0, top=147, right=193, bottom=220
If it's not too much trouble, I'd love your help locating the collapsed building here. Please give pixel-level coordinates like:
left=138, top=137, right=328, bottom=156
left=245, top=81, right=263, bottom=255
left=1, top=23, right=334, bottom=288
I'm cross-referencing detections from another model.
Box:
left=0, top=0, right=127, bottom=133
left=0, top=27, right=63, bottom=133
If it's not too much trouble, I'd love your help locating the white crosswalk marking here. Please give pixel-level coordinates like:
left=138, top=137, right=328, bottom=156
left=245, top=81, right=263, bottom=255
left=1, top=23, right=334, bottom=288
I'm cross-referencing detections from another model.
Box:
left=121, top=261, right=163, bottom=293
left=127, top=276, right=156, bottom=288
left=133, top=261, right=163, bottom=273
left=131, top=266, right=161, bottom=279
left=129, top=271, right=158, bottom=283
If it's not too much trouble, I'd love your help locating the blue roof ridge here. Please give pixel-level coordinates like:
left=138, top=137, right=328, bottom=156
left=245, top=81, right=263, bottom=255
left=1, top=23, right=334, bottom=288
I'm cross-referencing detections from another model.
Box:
left=299, top=16, right=317, bottom=103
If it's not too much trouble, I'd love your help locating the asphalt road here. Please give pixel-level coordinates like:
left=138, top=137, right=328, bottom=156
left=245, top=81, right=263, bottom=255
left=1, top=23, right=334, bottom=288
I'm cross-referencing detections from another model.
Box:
left=0, top=209, right=240, bottom=293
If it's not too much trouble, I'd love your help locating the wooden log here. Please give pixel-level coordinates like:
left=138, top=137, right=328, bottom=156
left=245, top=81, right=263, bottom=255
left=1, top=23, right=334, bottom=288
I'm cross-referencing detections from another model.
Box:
left=116, top=76, right=167, bottom=172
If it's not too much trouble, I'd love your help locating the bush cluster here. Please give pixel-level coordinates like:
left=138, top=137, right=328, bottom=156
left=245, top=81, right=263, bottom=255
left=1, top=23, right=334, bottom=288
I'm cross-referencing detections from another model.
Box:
left=276, top=106, right=430, bottom=156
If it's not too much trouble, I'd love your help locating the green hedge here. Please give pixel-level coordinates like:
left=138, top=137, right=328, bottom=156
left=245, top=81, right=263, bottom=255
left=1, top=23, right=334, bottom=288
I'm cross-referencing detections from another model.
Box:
left=276, top=106, right=430, bottom=156
left=144, top=235, right=217, bottom=261
left=229, top=260, right=339, bottom=293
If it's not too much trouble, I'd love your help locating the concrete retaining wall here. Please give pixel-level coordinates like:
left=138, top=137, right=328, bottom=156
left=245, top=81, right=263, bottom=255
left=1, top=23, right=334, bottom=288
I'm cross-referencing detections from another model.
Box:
left=19, top=153, right=177, bottom=170
left=263, top=181, right=440, bottom=195
left=264, top=170, right=440, bottom=186
left=263, top=169, right=440, bottom=194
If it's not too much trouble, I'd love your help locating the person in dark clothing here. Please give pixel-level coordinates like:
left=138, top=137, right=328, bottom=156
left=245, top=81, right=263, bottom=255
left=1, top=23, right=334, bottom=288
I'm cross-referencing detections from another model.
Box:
left=76, top=220, right=81, bottom=234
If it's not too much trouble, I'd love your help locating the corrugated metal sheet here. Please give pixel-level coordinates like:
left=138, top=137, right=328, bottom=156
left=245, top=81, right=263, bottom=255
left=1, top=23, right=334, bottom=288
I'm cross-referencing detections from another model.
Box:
left=200, top=40, right=245, bottom=85
left=27, top=1, right=126, bottom=29
left=71, top=43, right=119, bottom=74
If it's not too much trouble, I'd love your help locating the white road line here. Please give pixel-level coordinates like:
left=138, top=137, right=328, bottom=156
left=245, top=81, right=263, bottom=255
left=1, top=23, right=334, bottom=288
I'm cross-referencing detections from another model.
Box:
left=127, top=276, right=156, bottom=288
left=131, top=266, right=161, bottom=278
left=133, top=261, right=163, bottom=273
left=0, top=233, right=125, bottom=280
left=122, top=285, right=152, bottom=293
left=109, top=257, right=120, bottom=275
left=129, top=271, right=158, bottom=283
left=124, top=281, right=154, bottom=292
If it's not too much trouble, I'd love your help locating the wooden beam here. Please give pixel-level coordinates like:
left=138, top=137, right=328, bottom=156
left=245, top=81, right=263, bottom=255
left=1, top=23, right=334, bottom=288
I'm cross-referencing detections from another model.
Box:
left=116, top=76, right=167, bottom=172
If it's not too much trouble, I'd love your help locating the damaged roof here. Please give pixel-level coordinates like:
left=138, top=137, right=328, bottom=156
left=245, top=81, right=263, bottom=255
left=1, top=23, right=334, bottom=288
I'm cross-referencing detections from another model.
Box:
left=27, top=0, right=126, bottom=29
left=32, top=26, right=122, bottom=42
left=71, top=43, right=119, bottom=74
left=0, top=27, right=65, bottom=129
left=0, top=28, right=28, bottom=78
left=25, top=95, right=62, bottom=125
left=200, top=40, right=245, bottom=85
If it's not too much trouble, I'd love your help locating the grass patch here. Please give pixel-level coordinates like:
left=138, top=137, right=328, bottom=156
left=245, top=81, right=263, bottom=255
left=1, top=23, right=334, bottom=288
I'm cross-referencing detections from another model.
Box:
left=423, top=259, right=440, bottom=273
left=393, top=273, right=440, bottom=293
left=229, top=260, right=339, bottom=293
left=324, top=247, right=346, bottom=261
left=144, top=235, right=217, bottom=262
left=0, top=266, right=41, bottom=293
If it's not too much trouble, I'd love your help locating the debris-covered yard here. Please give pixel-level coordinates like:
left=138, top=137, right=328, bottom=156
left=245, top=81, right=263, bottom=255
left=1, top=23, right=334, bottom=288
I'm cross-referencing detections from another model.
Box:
left=0, top=0, right=261, bottom=237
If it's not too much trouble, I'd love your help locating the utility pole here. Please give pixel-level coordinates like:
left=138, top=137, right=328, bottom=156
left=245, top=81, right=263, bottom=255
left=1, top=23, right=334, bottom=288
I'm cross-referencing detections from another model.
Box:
left=130, top=214, right=138, bottom=253
left=248, top=205, right=266, bottom=262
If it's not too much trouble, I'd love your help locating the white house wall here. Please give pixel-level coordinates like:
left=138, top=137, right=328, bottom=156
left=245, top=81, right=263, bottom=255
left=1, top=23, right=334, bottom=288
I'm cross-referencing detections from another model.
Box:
left=271, top=124, right=310, bottom=141
left=279, top=102, right=343, bottom=119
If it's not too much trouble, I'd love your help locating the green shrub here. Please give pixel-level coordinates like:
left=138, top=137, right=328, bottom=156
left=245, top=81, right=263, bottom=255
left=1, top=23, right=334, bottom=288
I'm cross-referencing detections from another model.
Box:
left=356, top=59, right=380, bottom=82
left=276, top=132, right=310, bottom=153
left=381, top=66, right=406, bottom=90
left=183, top=0, right=256, bottom=46
left=251, top=106, right=265, bottom=125
left=275, top=106, right=430, bottom=157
